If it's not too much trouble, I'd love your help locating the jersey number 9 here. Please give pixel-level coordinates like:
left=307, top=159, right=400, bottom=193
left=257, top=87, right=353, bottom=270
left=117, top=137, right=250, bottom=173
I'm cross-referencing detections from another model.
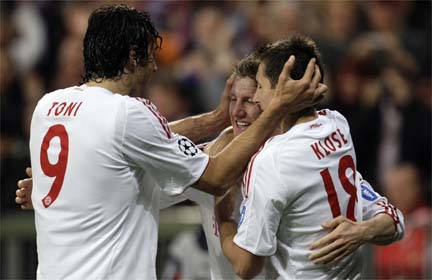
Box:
left=40, top=124, right=69, bottom=208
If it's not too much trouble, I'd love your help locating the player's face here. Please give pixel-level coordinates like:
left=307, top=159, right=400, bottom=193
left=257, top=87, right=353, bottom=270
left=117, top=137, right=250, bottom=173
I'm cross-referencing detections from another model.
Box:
left=229, top=77, right=261, bottom=136
left=254, top=63, right=273, bottom=111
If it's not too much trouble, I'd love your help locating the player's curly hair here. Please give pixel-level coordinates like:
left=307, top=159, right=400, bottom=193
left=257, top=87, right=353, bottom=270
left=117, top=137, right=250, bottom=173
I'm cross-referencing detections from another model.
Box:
left=233, top=53, right=260, bottom=81
left=82, top=4, right=162, bottom=83
left=256, top=35, right=324, bottom=88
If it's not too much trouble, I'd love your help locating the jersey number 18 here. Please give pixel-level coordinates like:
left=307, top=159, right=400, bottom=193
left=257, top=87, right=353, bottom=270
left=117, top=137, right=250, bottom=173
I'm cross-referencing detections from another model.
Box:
left=320, top=155, right=357, bottom=221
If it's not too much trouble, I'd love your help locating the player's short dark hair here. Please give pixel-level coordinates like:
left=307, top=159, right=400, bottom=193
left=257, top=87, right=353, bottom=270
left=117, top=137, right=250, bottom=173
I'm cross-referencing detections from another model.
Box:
left=256, top=35, right=324, bottom=88
left=82, top=4, right=162, bottom=83
left=233, top=53, right=259, bottom=81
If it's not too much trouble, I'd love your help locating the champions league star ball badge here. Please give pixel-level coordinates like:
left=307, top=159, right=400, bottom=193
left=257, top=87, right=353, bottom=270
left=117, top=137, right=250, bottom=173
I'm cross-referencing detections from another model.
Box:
left=178, top=138, right=198, bottom=157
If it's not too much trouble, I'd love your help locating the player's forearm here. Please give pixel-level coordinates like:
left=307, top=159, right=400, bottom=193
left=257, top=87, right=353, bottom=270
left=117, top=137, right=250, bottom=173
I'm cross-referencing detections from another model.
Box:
left=196, top=103, right=284, bottom=194
left=361, top=213, right=397, bottom=245
left=219, top=221, right=264, bottom=279
left=169, top=110, right=229, bottom=143
left=219, top=221, right=242, bottom=272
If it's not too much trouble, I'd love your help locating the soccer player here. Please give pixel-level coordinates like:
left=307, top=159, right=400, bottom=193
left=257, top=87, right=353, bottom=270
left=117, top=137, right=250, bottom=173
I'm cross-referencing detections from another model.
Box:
left=178, top=54, right=404, bottom=279
left=17, top=51, right=403, bottom=279
left=26, top=4, right=324, bottom=280
left=215, top=36, right=404, bottom=279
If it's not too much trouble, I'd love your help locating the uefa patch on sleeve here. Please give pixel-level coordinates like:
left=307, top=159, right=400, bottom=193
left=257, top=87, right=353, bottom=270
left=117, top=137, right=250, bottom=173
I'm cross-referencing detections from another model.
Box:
left=238, top=205, right=246, bottom=228
left=178, top=137, right=198, bottom=157
left=361, top=184, right=378, bottom=201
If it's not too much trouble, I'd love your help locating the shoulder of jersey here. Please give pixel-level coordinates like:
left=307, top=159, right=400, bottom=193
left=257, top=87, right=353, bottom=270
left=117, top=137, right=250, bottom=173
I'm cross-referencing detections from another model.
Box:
left=48, top=86, right=75, bottom=96
left=125, top=96, right=152, bottom=107
left=125, top=97, right=163, bottom=117
left=38, top=87, right=75, bottom=104
left=258, top=136, right=282, bottom=157
left=319, top=109, right=346, bottom=121
left=327, top=109, right=350, bottom=129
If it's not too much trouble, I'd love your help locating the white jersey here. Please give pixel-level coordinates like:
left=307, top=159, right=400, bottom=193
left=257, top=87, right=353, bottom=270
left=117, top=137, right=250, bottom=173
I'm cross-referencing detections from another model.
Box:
left=183, top=179, right=404, bottom=280
left=187, top=188, right=243, bottom=280
left=160, top=187, right=242, bottom=279
left=234, top=109, right=363, bottom=280
left=159, top=122, right=404, bottom=280
left=160, top=141, right=242, bottom=279
left=29, top=85, right=209, bottom=280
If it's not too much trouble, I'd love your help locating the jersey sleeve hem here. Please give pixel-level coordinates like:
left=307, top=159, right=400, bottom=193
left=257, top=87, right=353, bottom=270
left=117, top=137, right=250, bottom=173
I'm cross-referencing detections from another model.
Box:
left=171, top=153, right=210, bottom=196
left=373, top=208, right=405, bottom=242
left=233, top=235, right=276, bottom=257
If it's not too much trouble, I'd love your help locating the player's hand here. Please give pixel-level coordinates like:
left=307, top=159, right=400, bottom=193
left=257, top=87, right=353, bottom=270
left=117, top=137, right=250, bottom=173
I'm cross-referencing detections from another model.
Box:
left=308, top=216, right=367, bottom=265
left=271, top=56, right=327, bottom=114
left=215, top=73, right=236, bottom=128
left=15, top=167, right=34, bottom=210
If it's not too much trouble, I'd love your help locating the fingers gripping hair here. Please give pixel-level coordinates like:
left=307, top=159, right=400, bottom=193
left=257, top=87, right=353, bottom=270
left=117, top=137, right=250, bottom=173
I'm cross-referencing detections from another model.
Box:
left=256, top=34, right=325, bottom=88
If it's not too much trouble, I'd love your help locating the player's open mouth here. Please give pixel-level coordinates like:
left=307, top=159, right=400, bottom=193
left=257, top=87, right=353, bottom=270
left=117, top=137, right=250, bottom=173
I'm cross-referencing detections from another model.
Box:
left=236, top=121, right=251, bottom=129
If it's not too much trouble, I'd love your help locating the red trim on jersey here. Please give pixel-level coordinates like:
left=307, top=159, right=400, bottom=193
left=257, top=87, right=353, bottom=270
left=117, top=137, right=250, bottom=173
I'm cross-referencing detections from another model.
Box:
left=242, top=138, right=274, bottom=198
left=318, top=109, right=328, bottom=116
left=376, top=201, right=400, bottom=226
left=135, top=97, right=172, bottom=139
left=244, top=152, right=259, bottom=198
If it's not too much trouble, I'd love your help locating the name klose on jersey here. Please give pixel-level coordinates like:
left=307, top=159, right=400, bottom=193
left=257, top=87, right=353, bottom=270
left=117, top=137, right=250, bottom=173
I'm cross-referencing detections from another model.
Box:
left=310, top=128, right=349, bottom=160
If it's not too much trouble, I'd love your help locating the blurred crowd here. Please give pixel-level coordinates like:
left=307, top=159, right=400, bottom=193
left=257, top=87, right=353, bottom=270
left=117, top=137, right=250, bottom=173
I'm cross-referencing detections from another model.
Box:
left=1, top=1, right=431, bottom=279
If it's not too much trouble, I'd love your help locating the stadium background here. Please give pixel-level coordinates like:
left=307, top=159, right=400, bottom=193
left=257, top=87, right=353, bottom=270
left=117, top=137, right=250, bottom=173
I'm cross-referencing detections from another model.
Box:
left=1, top=1, right=430, bottom=279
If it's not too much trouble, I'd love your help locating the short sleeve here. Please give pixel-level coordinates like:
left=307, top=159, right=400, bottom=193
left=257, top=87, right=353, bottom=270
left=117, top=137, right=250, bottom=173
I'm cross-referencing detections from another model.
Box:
left=233, top=149, right=285, bottom=256
left=159, top=188, right=213, bottom=210
left=183, top=188, right=213, bottom=205
left=159, top=192, right=188, bottom=209
left=122, top=97, right=209, bottom=195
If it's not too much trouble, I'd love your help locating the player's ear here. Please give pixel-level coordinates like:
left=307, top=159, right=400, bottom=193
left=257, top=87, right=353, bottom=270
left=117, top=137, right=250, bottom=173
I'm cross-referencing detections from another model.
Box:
left=125, top=48, right=138, bottom=74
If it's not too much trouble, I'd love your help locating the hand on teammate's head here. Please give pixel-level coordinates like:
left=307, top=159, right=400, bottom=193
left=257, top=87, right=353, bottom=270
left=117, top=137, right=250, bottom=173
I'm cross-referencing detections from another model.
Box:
left=270, top=56, right=327, bottom=114
left=216, top=74, right=237, bottom=128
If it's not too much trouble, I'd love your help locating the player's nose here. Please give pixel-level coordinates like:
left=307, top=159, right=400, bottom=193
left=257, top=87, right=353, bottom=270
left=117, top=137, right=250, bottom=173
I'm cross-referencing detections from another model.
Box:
left=232, top=102, right=246, bottom=118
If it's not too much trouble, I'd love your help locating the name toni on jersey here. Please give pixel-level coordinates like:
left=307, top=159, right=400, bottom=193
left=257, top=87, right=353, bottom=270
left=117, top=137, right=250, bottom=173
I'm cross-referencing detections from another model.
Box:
left=310, top=128, right=349, bottom=160
left=47, top=101, right=83, bottom=117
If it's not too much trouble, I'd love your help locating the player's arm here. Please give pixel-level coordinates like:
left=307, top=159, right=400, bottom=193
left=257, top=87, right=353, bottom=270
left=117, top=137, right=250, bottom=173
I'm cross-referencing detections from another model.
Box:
left=219, top=223, right=264, bottom=279
left=15, top=167, right=34, bottom=210
left=160, top=128, right=235, bottom=208
left=203, top=127, right=234, bottom=156
left=124, top=57, right=325, bottom=197
left=195, top=57, right=327, bottom=195
left=215, top=142, right=288, bottom=279
left=205, top=129, right=264, bottom=279
left=358, top=179, right=405, bottom=243
left=168, top=76, right=234, bottom=143
left=309, top=179, right=405, bottom=265
left=215, top=189, right=265, bottom=279
left=308, top=214, right=395, bottom=265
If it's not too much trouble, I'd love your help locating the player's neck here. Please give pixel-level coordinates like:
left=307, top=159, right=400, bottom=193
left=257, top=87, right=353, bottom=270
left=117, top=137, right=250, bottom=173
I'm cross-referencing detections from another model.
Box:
left=280, top=108, right=318, bottom=133
left=86, top=78, right=132, bottom=96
